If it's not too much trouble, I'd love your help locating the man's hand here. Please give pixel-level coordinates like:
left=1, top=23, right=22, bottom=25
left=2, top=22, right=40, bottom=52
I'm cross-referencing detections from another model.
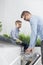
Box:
left=25, top=48, right=33, bottom=54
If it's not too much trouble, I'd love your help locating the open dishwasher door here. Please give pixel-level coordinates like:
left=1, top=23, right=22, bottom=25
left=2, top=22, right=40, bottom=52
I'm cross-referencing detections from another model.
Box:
left=21, top=53, right=41, bottom=65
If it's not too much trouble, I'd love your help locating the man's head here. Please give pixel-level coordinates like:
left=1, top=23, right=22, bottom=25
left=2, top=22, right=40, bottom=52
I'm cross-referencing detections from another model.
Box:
left=21, top=11, right=31, bottom=21
left=15, top=20, right=22, bottom=29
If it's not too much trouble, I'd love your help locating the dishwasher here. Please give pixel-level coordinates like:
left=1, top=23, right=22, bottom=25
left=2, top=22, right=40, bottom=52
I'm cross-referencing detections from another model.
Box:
left=21, top=53, right=41, bottom=65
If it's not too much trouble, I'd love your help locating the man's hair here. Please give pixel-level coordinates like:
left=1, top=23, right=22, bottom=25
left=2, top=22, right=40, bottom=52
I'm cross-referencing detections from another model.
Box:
left=21, top=11, right=31, bottom=18
left=15, top=20, right=22, bottom=24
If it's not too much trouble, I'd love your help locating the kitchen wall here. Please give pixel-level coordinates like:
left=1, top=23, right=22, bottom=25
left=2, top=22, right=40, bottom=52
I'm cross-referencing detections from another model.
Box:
left=0, top=0, right=43, bottom=35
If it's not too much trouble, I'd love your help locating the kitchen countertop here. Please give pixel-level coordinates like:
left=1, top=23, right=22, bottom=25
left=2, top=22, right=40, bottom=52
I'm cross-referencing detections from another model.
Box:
left=0, top=37, right=21, bottom=65
left=0, top=35, right=22, bottom=47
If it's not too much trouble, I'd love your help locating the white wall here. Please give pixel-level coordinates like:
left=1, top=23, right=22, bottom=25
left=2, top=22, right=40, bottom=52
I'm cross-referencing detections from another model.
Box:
left=0, top=0, right=43, bottom=35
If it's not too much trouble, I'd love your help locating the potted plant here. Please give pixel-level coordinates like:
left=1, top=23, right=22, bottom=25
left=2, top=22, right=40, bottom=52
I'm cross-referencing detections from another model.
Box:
left=2, top=34, right=11, bottom=43
left=0, top=21, right=2, bottom=32
left=19, top=34, right=30, bottom=45
left=19, top=34, right=41, bottom=46
left=3, top=34, right=10, bottom=38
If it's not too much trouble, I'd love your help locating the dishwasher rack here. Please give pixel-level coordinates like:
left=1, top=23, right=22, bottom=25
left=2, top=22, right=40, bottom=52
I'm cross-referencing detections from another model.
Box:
left=21, top=53, right=41, bottom=65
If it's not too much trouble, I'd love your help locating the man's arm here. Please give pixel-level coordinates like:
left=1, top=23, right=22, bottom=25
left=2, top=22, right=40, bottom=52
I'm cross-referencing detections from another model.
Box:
left=29, top=19, right=38, bottom=48
left=25, top=18, right=38, bottom=54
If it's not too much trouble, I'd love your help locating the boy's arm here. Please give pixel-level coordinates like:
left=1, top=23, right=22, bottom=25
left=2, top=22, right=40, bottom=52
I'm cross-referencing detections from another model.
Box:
left=11, top=30, right=22, bottom=43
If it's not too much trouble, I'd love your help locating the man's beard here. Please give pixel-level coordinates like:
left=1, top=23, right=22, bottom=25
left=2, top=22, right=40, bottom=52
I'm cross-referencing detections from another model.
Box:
left=26, top=19, right=30, bottom=21
left=24, top=18, right=30, bottom=21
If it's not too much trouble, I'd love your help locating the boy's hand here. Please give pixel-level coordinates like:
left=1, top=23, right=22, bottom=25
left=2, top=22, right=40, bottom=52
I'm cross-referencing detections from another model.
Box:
left=16, top=39, right=22, bottom=44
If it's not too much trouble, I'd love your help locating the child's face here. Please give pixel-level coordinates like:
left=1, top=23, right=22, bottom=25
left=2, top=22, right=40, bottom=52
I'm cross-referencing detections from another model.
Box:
left=16, top=22, right=22, bottom=29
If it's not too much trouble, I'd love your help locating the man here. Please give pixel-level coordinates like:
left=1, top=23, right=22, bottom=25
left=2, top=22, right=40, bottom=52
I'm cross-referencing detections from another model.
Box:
left=21, top=11, right=43, bottom=64
left=11, top=20, right=29, bottom=51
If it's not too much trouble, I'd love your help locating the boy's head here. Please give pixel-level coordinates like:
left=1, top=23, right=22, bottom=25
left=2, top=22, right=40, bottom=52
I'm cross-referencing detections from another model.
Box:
left=15, top=20, right=22, bottom=29
left=21, top=11, right=31, bottom=21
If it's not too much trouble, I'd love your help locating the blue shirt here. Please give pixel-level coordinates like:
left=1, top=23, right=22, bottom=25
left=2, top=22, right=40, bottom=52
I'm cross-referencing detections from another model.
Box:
left=29, top=15, right=43, bottom=48
left=10, top=27, right=19, bottom=40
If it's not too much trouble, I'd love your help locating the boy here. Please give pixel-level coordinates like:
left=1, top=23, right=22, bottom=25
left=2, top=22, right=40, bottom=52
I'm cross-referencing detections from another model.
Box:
left=11, top=20, right=29, bottom=51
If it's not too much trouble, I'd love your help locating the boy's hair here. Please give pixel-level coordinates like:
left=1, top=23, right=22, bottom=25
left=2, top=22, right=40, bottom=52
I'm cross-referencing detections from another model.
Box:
left=21, top=11, right=31, bottom=18
left=15, top=20, right=22, bottom=24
